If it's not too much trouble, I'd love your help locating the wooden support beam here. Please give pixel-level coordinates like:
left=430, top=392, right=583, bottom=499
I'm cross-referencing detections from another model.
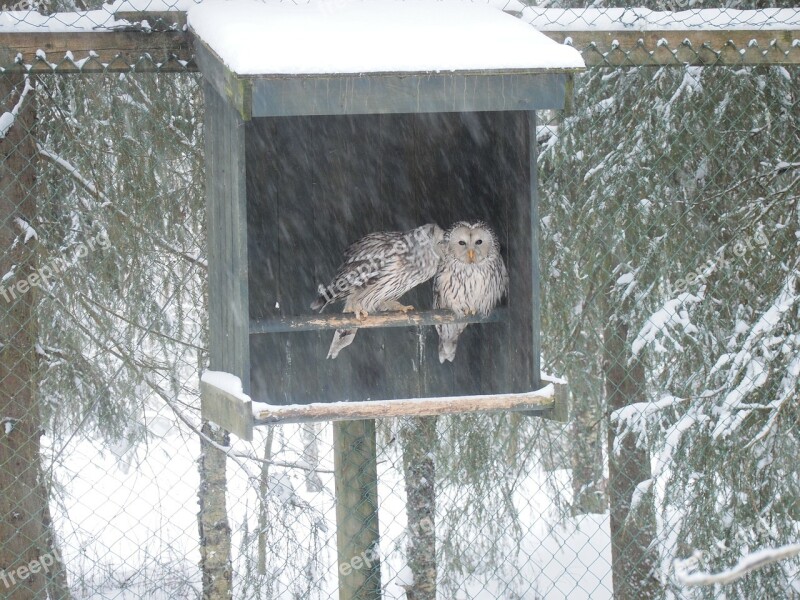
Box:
left=334, top=420, right=381, bottom=600
left=545, top=29, right=800, bottom=67
left=254, top=384, right=562, bottom=425
left=200, top=377, right=254, bottom=441
left=548, top=378, right=570, bottom=423
left=249, top=308, right=503, bottom=334
left=0, top=30, right=194, bottom=73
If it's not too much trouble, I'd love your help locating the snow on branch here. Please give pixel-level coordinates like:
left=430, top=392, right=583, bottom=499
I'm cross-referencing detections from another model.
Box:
left=0, top=76, right=33, bottom=140
left=632, top=292, right=702, bottom=357
left=710, top=273, right=798, bottom=439
left=37, top=143, right=111, bottom=205
left=37, top=143, right=207, bottom=269
left=611, top=394, right=687, bottom=458
left=675, top=544, right=800, bottom=587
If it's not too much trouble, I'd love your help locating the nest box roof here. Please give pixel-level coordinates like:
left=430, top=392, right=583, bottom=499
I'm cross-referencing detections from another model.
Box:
left=188, top=0, right=584, bottom=75
left=190, top=1, right=584, bottom=119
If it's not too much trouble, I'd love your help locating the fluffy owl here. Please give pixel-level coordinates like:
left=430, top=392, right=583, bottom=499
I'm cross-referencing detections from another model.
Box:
left=311, top=223, right=445, bottom=359
left=433, top=221, right=509, bottom=363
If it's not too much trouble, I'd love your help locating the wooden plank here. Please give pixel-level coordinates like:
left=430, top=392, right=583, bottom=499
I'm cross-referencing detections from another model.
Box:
left=497, top=110, right=537, bottom=397
left=0, top=31, right=193, bottom=72
left=0, top=27, right=798, bottom=73
left=254, top=385, right=558, bottom=424
left=544, top=29, right=800, bottom=67
left=200, top=379, right=254, bottom=442
left=548, top=381, right=570, bottom=423
left=528, top=110, right=541, bottom=393
left=204, top=81, right=250, bottom=392
left=249, top=308, right=504, bottom=334
left=249, top=72, right=571, bottom=116
left=334, top=420, right=381, bottom=600
left=194, top=38, right=251, bottom=120
left=245, top=118, right=288, bottom=405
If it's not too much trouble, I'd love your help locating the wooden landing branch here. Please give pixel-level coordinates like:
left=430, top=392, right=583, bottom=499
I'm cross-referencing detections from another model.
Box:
left=253, top=384, right=563, bottom=425
left=249, top=308, right=504, bottom=334
left=201, top=369, right=568, bottom=434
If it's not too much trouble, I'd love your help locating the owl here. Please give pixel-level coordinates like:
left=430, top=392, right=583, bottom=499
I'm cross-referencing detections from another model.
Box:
left=433, top=221, right=509, bottom=363
left=311, top=223, right=445, bottom=359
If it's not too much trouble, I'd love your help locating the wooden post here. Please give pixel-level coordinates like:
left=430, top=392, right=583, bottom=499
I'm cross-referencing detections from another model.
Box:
left=334, top=420, right=381, bottom=600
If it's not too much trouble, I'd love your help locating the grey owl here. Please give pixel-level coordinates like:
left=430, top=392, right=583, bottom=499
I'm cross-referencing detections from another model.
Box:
left=311, top=223, right=445, bottom=359
left=433, top=221, right=508, bottom=363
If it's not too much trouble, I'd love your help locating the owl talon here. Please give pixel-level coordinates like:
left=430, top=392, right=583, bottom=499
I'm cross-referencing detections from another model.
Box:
left=381, top=300, right=414, bottom=313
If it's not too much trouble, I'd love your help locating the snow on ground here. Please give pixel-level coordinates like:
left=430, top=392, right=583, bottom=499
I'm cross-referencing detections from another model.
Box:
left=521, top=513, right=612, bottom=599
left=51, top=417, right=612, bottom=599
left=49, top=423, right=201, bottom=598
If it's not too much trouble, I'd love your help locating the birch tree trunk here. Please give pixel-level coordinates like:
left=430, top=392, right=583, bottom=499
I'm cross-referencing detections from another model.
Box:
left=400, top=416, right=436, bottom=600
left=303, top=422, right=323, bottom=492
left=198, top=422, right=232, bottom=600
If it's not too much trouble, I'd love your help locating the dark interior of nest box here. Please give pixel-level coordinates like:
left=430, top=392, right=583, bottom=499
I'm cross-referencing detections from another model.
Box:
left=245, top=111, right=540, bottom=405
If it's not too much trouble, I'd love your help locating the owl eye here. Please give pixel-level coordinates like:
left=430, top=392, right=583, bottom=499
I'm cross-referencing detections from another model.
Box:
left=475, top=239, right=483, bottom=245
left=458, top=240, right=467, bottom=246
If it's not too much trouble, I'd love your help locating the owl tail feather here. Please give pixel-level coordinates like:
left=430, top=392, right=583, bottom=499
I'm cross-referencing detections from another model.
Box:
left=437, top=323, right=466, bottom=363
left=310, top=296, right=326, bottom=312
left=438, top=337, right=458, bottom=363
left=311, top=284, right=334, bottom=312
left=327, top=328, right=356, bottom=359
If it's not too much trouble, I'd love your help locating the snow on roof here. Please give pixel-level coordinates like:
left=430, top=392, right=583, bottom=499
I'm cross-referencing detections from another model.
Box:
left=187, top=0, right=585, bottom=76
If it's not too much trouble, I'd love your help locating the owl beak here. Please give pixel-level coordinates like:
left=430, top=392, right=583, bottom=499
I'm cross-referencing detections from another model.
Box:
left=466, top=249, right=476, bottom=263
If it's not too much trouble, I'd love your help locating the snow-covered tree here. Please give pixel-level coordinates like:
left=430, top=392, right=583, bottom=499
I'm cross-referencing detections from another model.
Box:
left=538, top=2, right=799, bottom=595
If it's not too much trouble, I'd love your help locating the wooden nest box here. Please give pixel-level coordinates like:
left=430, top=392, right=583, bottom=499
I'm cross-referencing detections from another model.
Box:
left=190, top=0, right=583, bottom=437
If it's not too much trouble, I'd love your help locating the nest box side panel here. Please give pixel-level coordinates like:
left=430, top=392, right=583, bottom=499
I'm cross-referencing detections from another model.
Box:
left=527, top=110, right=542, bottom=394
left=205, top=81, right=250, bottom=390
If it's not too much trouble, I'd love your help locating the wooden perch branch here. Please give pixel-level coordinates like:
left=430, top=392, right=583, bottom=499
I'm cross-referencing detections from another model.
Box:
left=249, top=308, right=504, bottom=334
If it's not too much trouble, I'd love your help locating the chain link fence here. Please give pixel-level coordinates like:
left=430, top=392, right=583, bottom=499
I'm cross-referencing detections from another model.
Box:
left=0, top=1, right=798, bottom=599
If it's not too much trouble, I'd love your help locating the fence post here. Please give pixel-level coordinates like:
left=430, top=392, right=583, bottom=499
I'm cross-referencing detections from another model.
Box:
left=334, top=420, right=381, bottom=600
